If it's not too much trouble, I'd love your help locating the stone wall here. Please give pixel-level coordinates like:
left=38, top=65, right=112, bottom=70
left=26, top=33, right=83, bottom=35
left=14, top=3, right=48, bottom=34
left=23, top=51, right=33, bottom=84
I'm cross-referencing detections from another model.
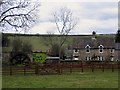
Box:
left=73, top=48, right=117, bottom=62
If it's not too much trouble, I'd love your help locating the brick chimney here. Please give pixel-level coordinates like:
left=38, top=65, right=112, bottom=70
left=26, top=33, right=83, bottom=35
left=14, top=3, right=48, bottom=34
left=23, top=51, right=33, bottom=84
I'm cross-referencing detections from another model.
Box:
left=92, top=31, right=96, bottom=40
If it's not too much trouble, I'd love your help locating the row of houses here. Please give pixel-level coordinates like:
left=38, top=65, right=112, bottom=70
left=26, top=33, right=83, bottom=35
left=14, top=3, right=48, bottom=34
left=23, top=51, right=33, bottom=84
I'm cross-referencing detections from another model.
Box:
left=66, top=32, right=120, bottom=62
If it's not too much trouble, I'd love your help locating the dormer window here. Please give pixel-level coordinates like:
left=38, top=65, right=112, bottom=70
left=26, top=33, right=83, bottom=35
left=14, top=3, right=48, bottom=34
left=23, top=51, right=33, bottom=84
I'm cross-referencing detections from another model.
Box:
left=99, top=45, right=104, bottom=53
left=110, top=49, right=114, bottom=53
left=74, top=49, right=78, bottom=53
left=85, top=45, right=91, bottom=53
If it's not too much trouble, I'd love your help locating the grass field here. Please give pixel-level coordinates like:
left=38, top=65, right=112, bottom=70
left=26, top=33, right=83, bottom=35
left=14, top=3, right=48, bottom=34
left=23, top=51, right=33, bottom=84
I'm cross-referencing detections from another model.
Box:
left=2, top=70, right=118, bottom=88
left=3, top=34, right=74, bottom=52
left=4, top=33, right=115, bottom=52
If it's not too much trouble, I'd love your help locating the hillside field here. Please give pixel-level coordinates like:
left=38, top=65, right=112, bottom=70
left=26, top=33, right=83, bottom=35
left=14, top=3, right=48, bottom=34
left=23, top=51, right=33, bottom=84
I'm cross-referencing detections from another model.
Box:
left=3, top=34, right=75, bottom=52
left=2, top=33, right=115, bottom=52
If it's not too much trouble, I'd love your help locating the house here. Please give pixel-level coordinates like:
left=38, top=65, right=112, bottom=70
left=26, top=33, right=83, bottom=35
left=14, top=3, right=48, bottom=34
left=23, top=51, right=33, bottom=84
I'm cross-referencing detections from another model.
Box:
left=69, top=32, right=119, bottom=62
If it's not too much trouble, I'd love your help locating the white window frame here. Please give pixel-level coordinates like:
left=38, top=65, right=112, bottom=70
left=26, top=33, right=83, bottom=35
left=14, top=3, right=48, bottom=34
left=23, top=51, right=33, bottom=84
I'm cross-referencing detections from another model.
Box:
left=74, top=56, right=79, bottom=60
left=89, top=57, right=91, bottom=61
left=111, top=57, right=114, bottom=61
left=74, top=49, right=79, bottom=53
left=86, top=57, right=89, bottom=61
left=110, top=49, right=114, bottom=53
left=86, top=57, right=91, bottom=61
left=99, top=45, right=104, bottom=53
left=99, top=56, right=104, bottom=61
left=97, top=57, right=99, bottom=61
left=85, top=45, right=91, bottom=53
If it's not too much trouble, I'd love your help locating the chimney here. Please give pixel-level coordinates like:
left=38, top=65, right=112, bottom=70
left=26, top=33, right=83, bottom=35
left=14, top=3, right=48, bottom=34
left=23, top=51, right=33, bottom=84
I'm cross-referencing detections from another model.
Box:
left=92, top=31, right=96, bottom=40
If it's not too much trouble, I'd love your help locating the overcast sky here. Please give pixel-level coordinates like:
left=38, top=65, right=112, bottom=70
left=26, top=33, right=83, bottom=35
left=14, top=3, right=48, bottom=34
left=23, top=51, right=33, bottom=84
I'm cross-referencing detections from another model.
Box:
left=5, top=0, right=119, bottom=35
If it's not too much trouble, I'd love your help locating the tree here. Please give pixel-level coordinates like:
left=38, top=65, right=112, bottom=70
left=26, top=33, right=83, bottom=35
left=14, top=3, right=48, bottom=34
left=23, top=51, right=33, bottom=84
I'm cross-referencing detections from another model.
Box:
left=49, top=43, right=65, bottom=58
left=42, top=31, right=57, bottom=47
left=12, top=37, right=22, bottom=52
left=2, top=33, right=10, bottom=47
left=12, top=37, right=32, bottom=54
left=43, top=8, right=77, bottom=57
left=52, top=7, right=77, bottom=60
left=22, top=40, right=33, bottom=54
left=0, top=0, right=40, bottom=33
left=115, top=30, right=120, bottom=43
left=10, top=37, right=33, bottom=65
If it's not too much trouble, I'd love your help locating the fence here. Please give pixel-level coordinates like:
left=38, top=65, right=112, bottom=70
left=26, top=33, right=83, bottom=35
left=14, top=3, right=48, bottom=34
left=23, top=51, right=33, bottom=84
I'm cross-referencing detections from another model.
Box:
left=2, top=62, right=120, bottom=75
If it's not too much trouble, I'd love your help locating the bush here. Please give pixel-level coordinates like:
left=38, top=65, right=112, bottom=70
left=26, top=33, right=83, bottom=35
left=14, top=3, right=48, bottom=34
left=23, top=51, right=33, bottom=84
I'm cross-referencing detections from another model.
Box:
left=2, top=33, right=10, bottom=47
left=10, top=37, right=33, bottom=65
left=49, top=43, right=65, bottom=58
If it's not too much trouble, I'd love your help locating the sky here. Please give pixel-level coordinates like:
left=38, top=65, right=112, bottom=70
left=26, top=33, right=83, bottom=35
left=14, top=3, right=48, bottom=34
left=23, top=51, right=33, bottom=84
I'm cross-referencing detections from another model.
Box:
left=3, top=0, right=119, bottom=35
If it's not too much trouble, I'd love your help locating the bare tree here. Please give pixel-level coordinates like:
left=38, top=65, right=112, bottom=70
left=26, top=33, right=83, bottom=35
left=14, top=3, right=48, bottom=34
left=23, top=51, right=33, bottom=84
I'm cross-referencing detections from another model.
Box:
left=42, top=31, right=57, bottom=47
left=0, top=0, right=40, bottom=33
left=12, top=37, right=32, bottom=54
left=42, top=7, right=77, bottom=59
left=52, top=7, right=78, bottom=60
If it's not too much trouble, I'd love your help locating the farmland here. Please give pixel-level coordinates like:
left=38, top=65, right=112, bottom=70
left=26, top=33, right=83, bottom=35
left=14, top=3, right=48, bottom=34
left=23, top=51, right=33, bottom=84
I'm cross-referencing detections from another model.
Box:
left=3, top=33, right=74, bottom=52
left=2, top=33, right=115, bottom=52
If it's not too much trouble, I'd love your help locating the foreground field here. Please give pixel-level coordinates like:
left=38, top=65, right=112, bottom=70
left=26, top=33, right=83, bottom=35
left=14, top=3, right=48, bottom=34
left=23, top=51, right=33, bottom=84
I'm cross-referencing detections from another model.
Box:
left=2, top=70, right=118, bottom=88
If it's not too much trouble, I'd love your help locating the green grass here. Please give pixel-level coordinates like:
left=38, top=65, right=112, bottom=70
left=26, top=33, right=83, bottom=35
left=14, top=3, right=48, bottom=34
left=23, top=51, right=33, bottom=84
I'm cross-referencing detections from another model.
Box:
left=8, top=35, right=49, bottom=52
left=4, top=35, right=74, bottom=52
left=0, top=75, right=2, bottom=89
left=2, top=70, right=118, bottom=88
left=3, top=33, right=115, bottom=52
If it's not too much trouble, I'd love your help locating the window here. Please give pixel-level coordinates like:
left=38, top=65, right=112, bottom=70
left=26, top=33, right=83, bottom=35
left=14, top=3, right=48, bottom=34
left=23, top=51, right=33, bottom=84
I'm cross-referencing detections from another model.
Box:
left=111, top=57, right=114, bottom=61
left=100, top=56, right=103, bottom=61
left=86, top=57, right=91, bottom=61
left=99, top=45, right=104, bottom=53
left=97, top=56, right=103, bottom=61
left=74, top=49, right=78, bottom=53
left=110, top=49, right=114, bottom=53
left=74, top=56, right=79, bottom=60
left=97, top=57, right=99, bottom=60
left=85, top=45, right=91, bottom=53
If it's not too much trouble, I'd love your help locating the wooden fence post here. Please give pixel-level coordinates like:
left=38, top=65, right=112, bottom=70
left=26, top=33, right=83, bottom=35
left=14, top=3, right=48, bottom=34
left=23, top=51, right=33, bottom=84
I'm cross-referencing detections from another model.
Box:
left=10, top=65, right=12, bottom=76
left=70, top=62, right=72, bottom=73
left=92, top=63, right=94, bottom=72
left=35, top=64, right=39, bottom=75
left=56, top=63, right=60, bottom=74
left=112, top=64, right=114, bottom=72
left=60, top=63, right=63, bottom=74
left=24, top=66, right=26, bottom=75
left=81, top=62, right=83, bottom=72
left=102, top=64, right=104, bottom=72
